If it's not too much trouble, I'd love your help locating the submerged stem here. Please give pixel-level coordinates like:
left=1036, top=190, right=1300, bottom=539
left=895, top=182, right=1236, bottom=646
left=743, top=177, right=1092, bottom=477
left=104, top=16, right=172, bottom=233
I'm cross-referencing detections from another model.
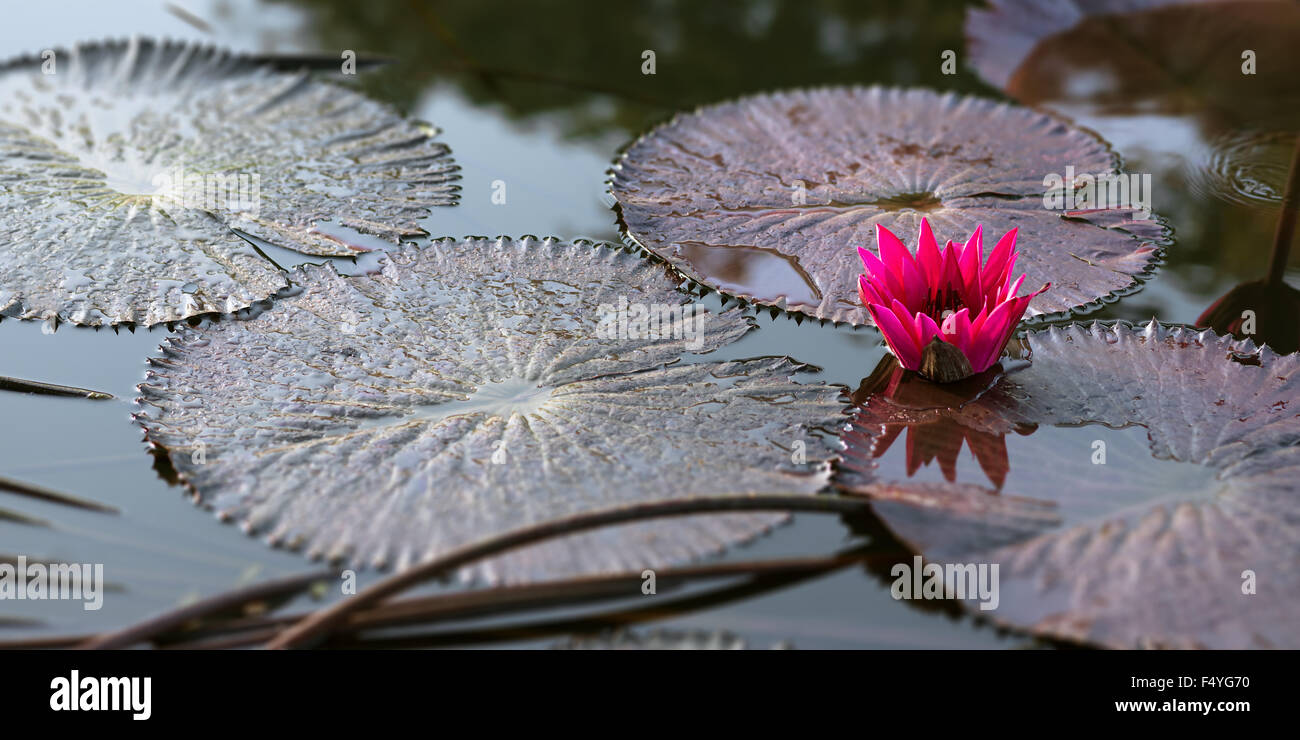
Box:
left=79, top=570, right=336, bottom=649
left=1266, top=134, right=1300, bottom=286
left=0, top=375, right=113, bottom=400
left=266, top=494, right=869, bottom=649
left=0, top=476, right=117, bottom=513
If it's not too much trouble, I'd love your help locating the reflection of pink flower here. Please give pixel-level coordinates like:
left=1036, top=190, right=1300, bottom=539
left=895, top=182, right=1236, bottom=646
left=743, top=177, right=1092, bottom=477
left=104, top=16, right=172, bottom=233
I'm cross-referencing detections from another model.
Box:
left=857, top=218, right=1049, bottom=381
left=875, top=420, right=1013, bottom=490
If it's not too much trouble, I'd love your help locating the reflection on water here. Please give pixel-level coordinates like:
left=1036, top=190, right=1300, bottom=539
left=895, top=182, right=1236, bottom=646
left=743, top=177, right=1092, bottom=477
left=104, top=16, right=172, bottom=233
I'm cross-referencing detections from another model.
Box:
left=843, top=354, right=1220, bottom=530
left=848, top=355, right=1033, bottom=489
left=1197, top=134, right=1300, bottom=353
left=273, top=0, right=986, bottom=134
left=868, top=421, right=1216, bottom=526
left=1198, top=278, right=1300, bottom=355
left=675, top=241, right=822, bottom=309
left=1186, top=130, right=1297, bottom=208
left=872, top=421, right=1018, bottom=491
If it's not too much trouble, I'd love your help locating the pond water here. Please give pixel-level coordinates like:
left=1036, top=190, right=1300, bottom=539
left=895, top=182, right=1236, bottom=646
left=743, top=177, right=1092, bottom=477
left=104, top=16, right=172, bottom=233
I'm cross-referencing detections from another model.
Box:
left=0, top=0, right=1294, bottom=648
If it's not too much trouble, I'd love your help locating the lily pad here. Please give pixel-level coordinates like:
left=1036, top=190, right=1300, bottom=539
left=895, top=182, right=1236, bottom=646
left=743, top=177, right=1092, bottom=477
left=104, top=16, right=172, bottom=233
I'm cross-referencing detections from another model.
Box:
left=838, top=321, right=1300, bottom=648
left=609, top=87, right=1166, bottom=326
left=135, top=237, right=846, bottom=581
left=0, top=38, right=459, bottom=326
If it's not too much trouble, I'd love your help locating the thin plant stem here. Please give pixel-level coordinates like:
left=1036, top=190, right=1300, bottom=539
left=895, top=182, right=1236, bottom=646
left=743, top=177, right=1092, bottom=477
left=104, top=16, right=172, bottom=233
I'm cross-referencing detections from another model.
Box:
left=267, top=494, right=869, bottom=649
left=169, top=550, right=885, bottom=649
left=1267, top=134, right=1300, bottom=286
left=78, top=570, right=336, bottom=649
left=0, top=375, right=113, bottom=400
left=0, top=476, right=118, bottom=513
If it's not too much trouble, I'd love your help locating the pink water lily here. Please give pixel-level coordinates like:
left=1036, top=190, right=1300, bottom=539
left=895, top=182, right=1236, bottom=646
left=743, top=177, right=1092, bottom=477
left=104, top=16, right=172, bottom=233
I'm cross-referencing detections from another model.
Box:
left=857, top=218, right=1049, bottom=382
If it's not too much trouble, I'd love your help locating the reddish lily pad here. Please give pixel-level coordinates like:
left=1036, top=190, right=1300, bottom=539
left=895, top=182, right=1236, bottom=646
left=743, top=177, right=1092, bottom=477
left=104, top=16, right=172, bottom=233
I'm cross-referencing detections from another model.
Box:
left=0, top=38, right=459, bottom=327
left=609, top=87, right=1166, bottom=326
left=839, top=321, right=1300, bottom=648
left=966, top=1, right=1300, bottom=210
left=967, top=0, right=1197, bottom=93
left=966, top=0, right=1300, bottom=129
left=135, top=237, right=846, bottom=582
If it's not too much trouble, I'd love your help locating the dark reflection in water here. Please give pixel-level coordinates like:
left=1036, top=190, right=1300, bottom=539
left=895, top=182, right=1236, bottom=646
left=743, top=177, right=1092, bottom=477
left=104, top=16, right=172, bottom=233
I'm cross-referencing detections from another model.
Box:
left=1198, top=135, right=1300, bottom=353
left=849, top=354, right=1033, bottom=491
left=272, top=0, right=990, bottom=134
left=1186, top=130, right=1298, bottom=208
left=841, top=348, right=1216, bottom=530
left=675, top=240, right=822, bottom=309
left=873, top=416, right=1017, bottom=490
left=1198, top=278, right=1300, bottom=354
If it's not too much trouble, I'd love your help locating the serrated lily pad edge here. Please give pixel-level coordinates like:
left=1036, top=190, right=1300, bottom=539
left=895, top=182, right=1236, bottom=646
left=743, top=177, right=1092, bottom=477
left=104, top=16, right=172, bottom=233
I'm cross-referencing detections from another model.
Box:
left=0, top=37, right=464, bottom=328
left=605, top=85, right=1172, bottom=329
left=131, top=235, right=857, bottom=571
left=831, top=318, right=1281, bottom=648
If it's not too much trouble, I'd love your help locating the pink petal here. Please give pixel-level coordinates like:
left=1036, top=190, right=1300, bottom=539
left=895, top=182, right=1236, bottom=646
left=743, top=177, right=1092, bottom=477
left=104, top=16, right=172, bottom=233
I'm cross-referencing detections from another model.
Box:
left=1023, top=281, right=1051, bottom=308
left=999, top=272, right=1027, bottom=304
left=959, top=225, right=984, bottom=303
left=877, top=224, right=926, bottom=309
left=856, top=245, right=872, bottom=269
left=984, top=227, right=1018, bottom=285
left=914, top=311, right=941, bottom=348
left=941, top=307, right=974, bottom=359
left=916, top=218, right=944, bottom=286
left=875, top=224, right=913, bottom=277
left=963, top=224, right=984, bottom=256
left=889, top=299, right=923, bottom=346
left=938, top=241, right=962, bottom=301
left=858, top=246, right=904, bottom=302
left=867, top=302, right=922, bottom=370
left=969, top=292, right=1037, bottom=372
left=858, top=274, right=887, bottom=307
left=900, top=261, right=929, bottom=311
left=1001, top=252, right=1019, bottom=294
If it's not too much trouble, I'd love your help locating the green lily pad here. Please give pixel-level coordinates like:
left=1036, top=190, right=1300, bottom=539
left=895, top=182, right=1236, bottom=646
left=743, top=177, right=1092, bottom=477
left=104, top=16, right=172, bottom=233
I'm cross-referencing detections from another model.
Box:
left=609, top=87, right=1166, bottom=326
left=135, top=237, right=846, bottom=581
left=839, top=321, right=1300, bottom=648
left=0, top=38, right=458, bottom=327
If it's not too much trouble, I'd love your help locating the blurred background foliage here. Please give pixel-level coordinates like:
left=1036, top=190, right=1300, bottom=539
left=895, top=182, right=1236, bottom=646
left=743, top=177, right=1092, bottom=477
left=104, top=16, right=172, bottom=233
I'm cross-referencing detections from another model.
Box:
left=270, top=0, right=997, bottom=137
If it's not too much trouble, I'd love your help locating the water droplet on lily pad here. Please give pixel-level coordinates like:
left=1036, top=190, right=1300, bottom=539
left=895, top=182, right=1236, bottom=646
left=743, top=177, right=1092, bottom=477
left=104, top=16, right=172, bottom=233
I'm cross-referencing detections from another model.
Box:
left=135, top=237, right=846, bottom=581
left=839, top=321, right=1300, bottom=648
left=0, top=38, right=459, bottom=326
left=610, top=87, right=1167, bottom=326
